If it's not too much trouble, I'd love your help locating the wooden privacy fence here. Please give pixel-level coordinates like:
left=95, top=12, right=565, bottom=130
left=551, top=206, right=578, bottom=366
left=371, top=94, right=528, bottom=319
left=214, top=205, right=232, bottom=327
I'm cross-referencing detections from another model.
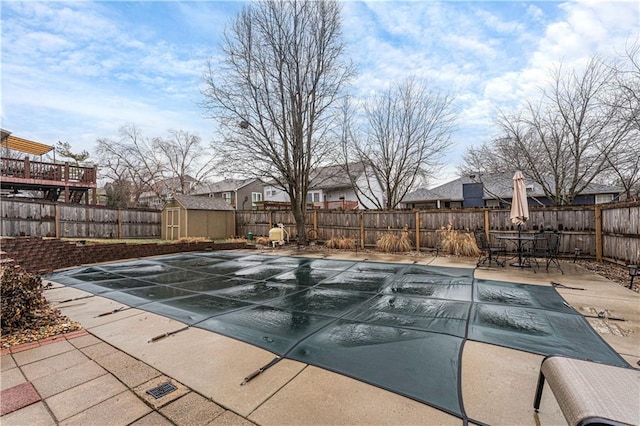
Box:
left=2, top=199, right=638, bottom=265
left=1, top=199, right=161, bottom=238
left=237, top=201, right=640, bottom=265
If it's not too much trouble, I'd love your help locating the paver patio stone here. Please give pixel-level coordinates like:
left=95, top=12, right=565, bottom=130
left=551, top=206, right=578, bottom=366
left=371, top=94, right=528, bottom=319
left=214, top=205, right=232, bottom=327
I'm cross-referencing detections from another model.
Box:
left=67, top=333, right=101, bottom=349
left=12, top=339, right=75, bottom=365
left=0, top=354, right=16, bottom=370
left=19, top=349, right=90, bottom=381
left=0, top=367, right=26, bottom=391
left=129, top=411, right=174, bottom=425
left=133, top=375, right=190, bottom=409
left=92, top=350, right=161, bottom=388
left=45, top=373, right=126, bottom=421
left=59, top=390, right=152, bottom=426
left=208, top=410, right=256, bottom=425
left=0, top=382, right=42, bottom=416
left=30, top=360, right=107, bottom=399
left=78, top=341, right=120, bottom=359
left=0, top=401, right=56, bottom=426
left=160, top=392, right=226, bottom=425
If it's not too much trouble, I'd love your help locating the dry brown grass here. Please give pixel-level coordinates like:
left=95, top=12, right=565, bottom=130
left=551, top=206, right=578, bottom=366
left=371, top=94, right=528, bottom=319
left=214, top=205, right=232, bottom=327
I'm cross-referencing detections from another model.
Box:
left=439, top=224, right=480, bottom=256
left=325, top=236, right=356, bottom=250
left=255, top=236, right=271, bottom=245
left=176, top=237, right=212, bottom=243
left=376, top=227, right=412, bottom=253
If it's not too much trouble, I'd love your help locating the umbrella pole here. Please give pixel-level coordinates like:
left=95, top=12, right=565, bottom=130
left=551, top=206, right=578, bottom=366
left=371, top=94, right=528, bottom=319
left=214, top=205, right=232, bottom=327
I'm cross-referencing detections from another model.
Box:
left=518, top=223, right=522, bottom=265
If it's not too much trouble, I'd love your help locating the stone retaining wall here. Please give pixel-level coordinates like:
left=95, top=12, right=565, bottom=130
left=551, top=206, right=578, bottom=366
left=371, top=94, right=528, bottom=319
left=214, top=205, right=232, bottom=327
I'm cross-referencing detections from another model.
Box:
left=0, top=238, right=247, bottom=274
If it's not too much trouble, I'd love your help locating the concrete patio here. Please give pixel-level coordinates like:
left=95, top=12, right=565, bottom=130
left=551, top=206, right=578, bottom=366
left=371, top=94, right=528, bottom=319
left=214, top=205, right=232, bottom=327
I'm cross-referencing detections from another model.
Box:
left=2, top=249, right=639, bottom=425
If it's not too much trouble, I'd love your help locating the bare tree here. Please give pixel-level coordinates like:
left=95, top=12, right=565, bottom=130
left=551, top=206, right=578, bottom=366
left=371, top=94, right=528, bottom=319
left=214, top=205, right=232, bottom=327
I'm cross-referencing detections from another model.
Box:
left=603, top=40, right=640, bottom=199
left=341, top=78, right=456, bottom=209
left=464, top=57, right=626, bottom=206
left=201, top=0, right=354, bottom=242
left=153, top=130, right=217, bottom=195
left=96, top=124, right=160, bottom=205
left=96, top=124, right=215, bottom=206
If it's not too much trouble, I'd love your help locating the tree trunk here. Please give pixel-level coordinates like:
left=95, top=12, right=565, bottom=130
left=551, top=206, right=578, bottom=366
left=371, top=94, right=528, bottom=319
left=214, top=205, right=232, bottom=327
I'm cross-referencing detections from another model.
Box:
left=292, top=200, right=308, bottom=245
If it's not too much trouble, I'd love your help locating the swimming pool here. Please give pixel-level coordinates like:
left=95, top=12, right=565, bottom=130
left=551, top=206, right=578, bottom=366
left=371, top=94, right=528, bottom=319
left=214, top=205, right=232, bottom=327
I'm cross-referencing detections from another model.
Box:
left=46, top=251, right=628, bottom=419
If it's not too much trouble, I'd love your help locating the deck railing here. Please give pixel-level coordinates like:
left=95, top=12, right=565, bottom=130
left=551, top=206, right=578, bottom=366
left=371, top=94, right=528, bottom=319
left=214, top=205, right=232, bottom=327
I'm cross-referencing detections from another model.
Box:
left=1, top=157, right=97, bottom=185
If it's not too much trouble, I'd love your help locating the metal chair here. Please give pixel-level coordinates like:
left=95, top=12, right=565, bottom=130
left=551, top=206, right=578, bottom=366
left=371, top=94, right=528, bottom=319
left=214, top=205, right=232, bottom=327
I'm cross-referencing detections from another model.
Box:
left=526, top=229, right=563, bottom=274
left=473, top=228, right=505, bottom=267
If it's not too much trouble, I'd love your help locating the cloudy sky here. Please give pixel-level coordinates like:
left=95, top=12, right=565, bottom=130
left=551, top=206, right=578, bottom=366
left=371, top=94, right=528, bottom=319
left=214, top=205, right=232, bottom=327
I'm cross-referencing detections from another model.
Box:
left=1, top=0, right=638, bottom=185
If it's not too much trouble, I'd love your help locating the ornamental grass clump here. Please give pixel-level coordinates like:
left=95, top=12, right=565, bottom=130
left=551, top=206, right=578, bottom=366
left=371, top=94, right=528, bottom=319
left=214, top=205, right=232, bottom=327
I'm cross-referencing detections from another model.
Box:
left=325, top=236, right=356, bottom=250
left=376, top=226, right=412, bottom=253
left=439, top=224, right=480, bottom=256
left=255, top=236, right=271, bottom=245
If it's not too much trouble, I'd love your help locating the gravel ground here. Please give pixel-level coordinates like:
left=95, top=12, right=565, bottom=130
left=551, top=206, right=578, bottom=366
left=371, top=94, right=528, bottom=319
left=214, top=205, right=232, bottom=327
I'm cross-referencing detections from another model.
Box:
left=574, top=259, right=637, bottom=292
left=2, top=250, right=634, bottom=349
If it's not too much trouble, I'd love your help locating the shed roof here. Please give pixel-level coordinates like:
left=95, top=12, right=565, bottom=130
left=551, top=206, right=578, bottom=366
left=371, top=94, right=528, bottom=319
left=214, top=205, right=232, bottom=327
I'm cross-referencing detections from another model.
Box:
left=171, top=194, right=234, bottom=211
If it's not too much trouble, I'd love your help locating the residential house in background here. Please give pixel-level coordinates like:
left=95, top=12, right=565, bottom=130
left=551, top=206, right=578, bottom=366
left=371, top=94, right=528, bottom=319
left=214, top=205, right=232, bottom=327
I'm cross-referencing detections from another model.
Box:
left=262, top=162, right=384, bottom=210
left=192, top=178, right=264, bottom=210
left=402, top=172, right=622, bottom=209
left=138, top=175, right=198, bottom=210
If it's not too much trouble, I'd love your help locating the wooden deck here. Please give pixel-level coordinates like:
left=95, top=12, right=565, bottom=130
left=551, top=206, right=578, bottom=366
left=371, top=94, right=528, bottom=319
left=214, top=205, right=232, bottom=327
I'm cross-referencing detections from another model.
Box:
left=1, top=157, right=97, bottom=204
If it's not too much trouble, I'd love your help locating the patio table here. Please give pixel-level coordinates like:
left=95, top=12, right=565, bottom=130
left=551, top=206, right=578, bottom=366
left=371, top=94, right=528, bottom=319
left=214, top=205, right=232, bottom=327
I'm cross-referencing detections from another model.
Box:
left=496, top=234, right=543, bottom=268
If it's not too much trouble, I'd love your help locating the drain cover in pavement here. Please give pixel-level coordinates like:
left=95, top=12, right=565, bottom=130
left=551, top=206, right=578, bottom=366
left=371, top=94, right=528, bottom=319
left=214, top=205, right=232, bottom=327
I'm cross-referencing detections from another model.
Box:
left=146, top=382, right=177, bottom=399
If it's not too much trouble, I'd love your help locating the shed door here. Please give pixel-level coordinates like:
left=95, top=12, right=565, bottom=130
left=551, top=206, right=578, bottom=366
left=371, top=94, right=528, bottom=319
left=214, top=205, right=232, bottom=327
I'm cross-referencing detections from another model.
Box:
left=166, top=208, right=180, bottom=240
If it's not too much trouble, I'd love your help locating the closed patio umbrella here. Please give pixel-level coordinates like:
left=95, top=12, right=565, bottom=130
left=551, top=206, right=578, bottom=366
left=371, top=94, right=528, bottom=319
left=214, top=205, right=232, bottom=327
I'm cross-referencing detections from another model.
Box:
left=510, top=171, right=530, bottom=266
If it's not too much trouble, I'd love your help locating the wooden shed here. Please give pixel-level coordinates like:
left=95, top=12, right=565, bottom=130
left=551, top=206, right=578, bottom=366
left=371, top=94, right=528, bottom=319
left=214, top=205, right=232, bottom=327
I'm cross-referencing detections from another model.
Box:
left=162, top=194, right=235, bottom=240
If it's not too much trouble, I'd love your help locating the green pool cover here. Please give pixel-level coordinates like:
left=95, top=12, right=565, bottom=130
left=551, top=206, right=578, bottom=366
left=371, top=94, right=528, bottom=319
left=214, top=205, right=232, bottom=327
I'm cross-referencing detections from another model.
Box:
left=47, top=252, right=629, bottom=420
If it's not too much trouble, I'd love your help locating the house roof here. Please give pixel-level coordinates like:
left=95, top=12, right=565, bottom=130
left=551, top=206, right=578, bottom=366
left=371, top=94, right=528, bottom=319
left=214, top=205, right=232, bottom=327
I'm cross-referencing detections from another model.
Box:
left=404, top=172, right=622, bottom=203
left=192, top=178, right=259, bottom=195
left=171, top=194, right=235, bottom=211
left=263, top=162, right=367, bottom=191
left=310, top=163, right=365, bottom=190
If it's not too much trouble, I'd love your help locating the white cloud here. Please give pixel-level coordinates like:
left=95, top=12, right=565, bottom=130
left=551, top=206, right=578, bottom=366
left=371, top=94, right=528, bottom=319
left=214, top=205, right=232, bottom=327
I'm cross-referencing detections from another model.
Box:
left=1, top=0, right=638, bottom=176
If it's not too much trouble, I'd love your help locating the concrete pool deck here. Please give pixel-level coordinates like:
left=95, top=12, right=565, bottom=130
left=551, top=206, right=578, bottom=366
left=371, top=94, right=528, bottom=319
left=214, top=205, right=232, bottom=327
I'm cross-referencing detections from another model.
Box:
left=2, top=249, right=639, bottom=425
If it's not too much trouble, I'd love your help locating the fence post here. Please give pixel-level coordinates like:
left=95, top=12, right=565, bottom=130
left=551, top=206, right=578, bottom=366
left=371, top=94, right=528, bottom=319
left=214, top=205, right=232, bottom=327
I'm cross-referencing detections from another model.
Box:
left=595, top=205, right=602, bottom=262
left=359, top=211, right=365, bottom=250
left=484, top=210, right=490, bottom=238
left=269, top=210, right=273, bottom=229
left=54, top=204, right=60, bottom=238
left=415, top=210, right=420, bottom=251
left=117, top=209, right=123, bottom=239
left=313, top=210, right=318, bottom=235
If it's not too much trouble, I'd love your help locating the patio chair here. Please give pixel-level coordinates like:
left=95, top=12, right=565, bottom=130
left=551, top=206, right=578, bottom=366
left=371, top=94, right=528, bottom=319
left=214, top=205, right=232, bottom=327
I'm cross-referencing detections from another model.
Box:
left=473, top=227, right=505, bottom=267
left=526, top=229, right=563, bottom=274
left=534, top=355, right=640, bottom=425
